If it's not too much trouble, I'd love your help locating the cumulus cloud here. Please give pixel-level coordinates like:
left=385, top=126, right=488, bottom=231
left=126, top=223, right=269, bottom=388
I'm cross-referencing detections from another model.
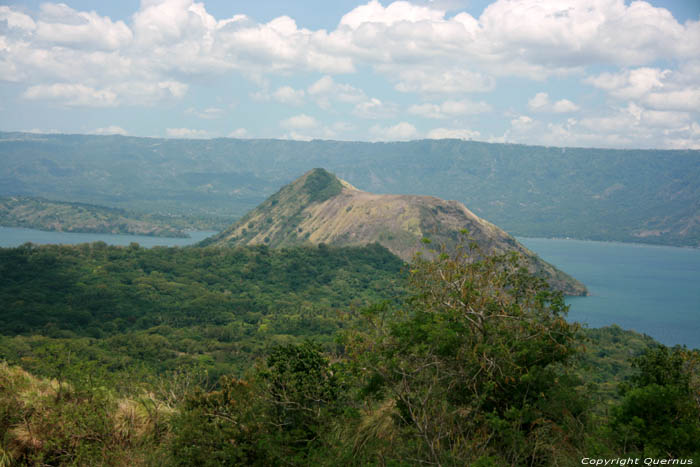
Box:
left=273, top=86, right=305, bottom=105
left=353, top=98, right=398, bottom=119
left=5, top=0, right=699, bottom=104
left=166, top=127, right=211, bottom=138
left=586, top=67, right=700, bottom=112
left=427, top=127, right=481, bottom=140
left=528, top=92, right=579, bottom=113
left=91, top=125, right=128, bottom=135
left=307, top=76, right=366, bottom=109
left=409, top=99, right=491, bottom=119
left=586, top=68, right=670, bottom=100
left=502, top=104, right=700, bottom=149
left=23, top=83, right=118, bottom=107
left=228, top=128, right=248, bottom=138
left=35, top=3, right=133, bottom=50
left=0, top=7, right=37, bottom=31
left=281, top=113, right=318, bottom=129
left=2, top=0, right=699, bottom=147
left=369, top=122, right=418, bottom=141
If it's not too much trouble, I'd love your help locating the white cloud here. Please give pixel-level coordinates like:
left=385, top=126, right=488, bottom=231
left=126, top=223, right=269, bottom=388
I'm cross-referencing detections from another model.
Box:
left=282, top=123, right=341, bottom=141
left=91, top=125, right=128, bottom=135
left=4, top=0, right=700, bottom=102
left=502, top=104, right=700, bottom=149
left=479, top=0, right=696, bottom=68
left=273, top=86, right=305, bottom=105
left=369, top=122, right=418, bottom=141
left=307, top=75, right=366, bottom=109
left=23, top=83, right=118, bottom=107
left=25, top=128, right=61, bottom=134
left=339, top=1, right=444, bottom=29
left=510, top=115, right=534, bottom=131
left=586, top=68, right=670, bottom=100
left=0, top=6, right=37, bottom=31
left=228, top=128, right=248, bottom=138
left=528, top=92, right=579, bottom=113
left=552, top=99, right=579, bottom=113
left=36, top=3, right=133, bottom=51
left=1, top=1, right=699, bottom=147
left=586, top=67, right=700, bottom=112
left=166, top=127, right=211, bottom=138
left=281, top=113, right=318, bottom=129
left=353, top=98, right=398, bottom=119
left=391, top=68, right=495, bottom=94
left=427, top=128, right=481, bottom=140
left=645, top=90, right=700, bottom=113
left=409, top=99, right=491, bottom=119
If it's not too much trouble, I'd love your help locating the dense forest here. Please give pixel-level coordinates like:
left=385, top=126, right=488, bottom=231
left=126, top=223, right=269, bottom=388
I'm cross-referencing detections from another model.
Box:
left=2, top=132, right=699, bottom=246
left=0, top=240, right=697, bottom=465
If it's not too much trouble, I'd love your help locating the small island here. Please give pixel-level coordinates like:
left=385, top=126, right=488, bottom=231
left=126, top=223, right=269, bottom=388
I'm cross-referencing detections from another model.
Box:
left=0, top=196, right=188, bottom=238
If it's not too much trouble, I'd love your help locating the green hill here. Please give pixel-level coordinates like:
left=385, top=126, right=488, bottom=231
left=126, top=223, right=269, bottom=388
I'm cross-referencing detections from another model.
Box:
left=203, top=169, right=587, bottom=295
left=0, top=196, right=188, bottom=237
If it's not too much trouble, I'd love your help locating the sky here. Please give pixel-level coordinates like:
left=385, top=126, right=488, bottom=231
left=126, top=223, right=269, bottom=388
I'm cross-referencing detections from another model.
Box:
left=1, top=0, right=699, bottom=148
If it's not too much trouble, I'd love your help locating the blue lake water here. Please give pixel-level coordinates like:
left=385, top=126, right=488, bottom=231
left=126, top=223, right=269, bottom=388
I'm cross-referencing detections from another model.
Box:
left=518, top=237, right=700, bottom=349
left=0, top=226, right=217, bottom=248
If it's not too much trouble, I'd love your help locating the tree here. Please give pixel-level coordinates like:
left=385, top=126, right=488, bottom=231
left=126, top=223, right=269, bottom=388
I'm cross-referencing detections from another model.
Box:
left=344, top=239, right=588, bottom=465
left=167, top=341, right=345, bottom=466
left=610, top=345, right=700, bottom=458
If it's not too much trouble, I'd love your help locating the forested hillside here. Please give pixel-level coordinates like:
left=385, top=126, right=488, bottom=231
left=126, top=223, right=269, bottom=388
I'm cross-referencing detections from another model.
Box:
left=206, top=168, right=587, bottom=295
left=0, top=196, right=188, bottom=237
left=0, top=241, right=697, bottom=465
left=0, top=242, right=405, bottom=381
left=2, top=132, right=698, bottom=246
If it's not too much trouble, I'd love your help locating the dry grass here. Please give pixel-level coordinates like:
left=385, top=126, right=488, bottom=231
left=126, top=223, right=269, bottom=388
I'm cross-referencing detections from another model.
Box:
left=0, top=362, right=173, bottom=466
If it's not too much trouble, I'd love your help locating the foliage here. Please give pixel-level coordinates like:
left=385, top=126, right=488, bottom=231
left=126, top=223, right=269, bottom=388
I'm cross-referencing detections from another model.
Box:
left=0, top=235, right=691, bottom=465
left=342, top=241, right=588, bottom=465
left=0, top=361, right=171, bottom=466
left=0, top=242, right=405, bottom=381
left=0, top=195, right=188, bottom=237
left=168, top=341, right=345, bottom=466
left=608, top=345, right=700, bottom=458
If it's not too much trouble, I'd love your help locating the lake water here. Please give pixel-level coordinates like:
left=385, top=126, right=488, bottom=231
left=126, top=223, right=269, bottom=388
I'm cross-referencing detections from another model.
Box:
left=1, top=227, right=697, bottom=349
left=518, top=237, right=700, bottom=349
left=0, top=226, right=217, bottom=248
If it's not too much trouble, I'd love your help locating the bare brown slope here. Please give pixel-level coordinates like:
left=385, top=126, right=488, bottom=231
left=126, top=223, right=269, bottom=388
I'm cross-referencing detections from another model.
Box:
left=202, top=169, right=587, bottom=295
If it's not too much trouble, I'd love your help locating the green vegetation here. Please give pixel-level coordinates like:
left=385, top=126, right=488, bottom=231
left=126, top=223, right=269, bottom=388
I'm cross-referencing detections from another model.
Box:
left=608, top=346, right=700, bottom=457
left=0, top=196, right=188, bottom=237
left=2, top=132, right=699, bottom=246
left=302, top=167, right=343, bottom=203
left=0, top=242, right=405, bottom=381
left=205, top=169, right=588, bottom=295
left=0, top=240, right=697, bottom=465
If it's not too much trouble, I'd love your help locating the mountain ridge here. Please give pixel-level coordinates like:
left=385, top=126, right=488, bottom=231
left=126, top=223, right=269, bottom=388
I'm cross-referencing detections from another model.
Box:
left=2, top=132, right=698, bottom=247
left=202, top=169, right=587, bottom=296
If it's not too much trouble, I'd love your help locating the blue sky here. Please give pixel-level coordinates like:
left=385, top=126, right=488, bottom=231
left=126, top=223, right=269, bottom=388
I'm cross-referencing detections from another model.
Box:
left=1, top=0, right=699, bottom=148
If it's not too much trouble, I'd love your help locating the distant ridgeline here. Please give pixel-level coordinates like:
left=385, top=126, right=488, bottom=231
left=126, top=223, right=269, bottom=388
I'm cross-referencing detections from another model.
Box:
left=1, top=132, right=698, bottom=246
left=202, top=168, right=587, bottom=296
left=0, top=196, right=187, bottom=237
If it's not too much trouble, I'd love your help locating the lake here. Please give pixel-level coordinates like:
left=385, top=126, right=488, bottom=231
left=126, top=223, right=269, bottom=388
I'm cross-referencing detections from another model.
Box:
left=1, top=227, right=697, bottom=349
left=0, top=226, right=217, bottom=248
left=519, top=237, right=700, bottom=349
